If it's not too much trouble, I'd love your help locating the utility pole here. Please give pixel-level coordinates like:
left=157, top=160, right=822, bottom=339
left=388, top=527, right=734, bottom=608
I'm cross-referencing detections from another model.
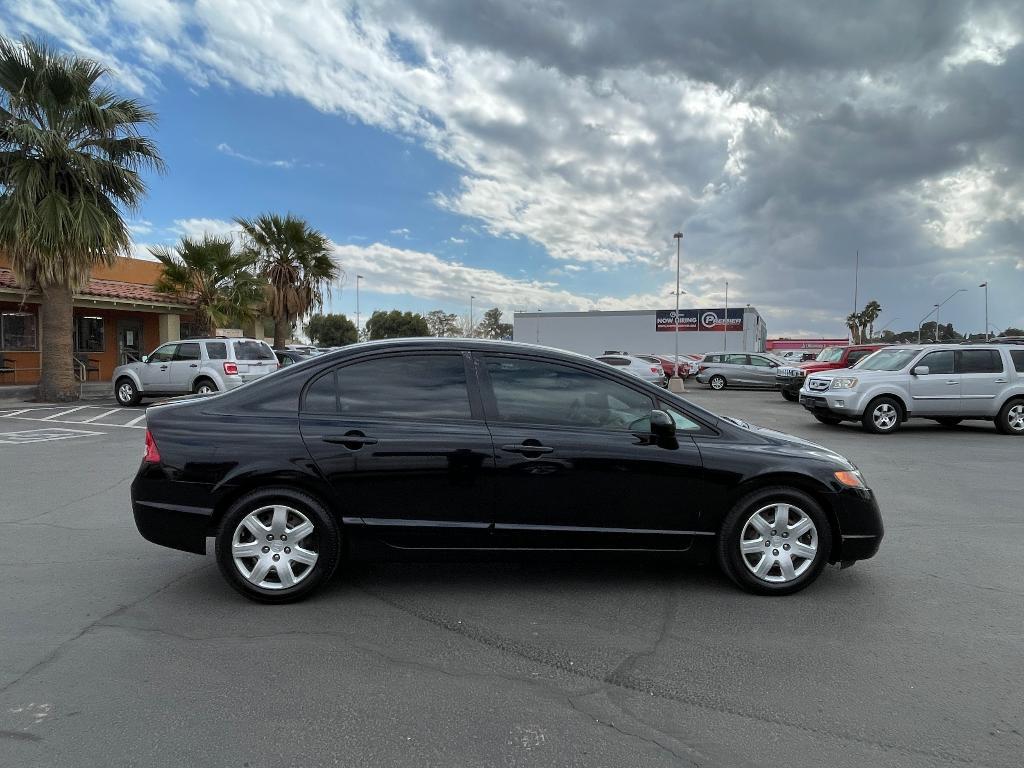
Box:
left=853, top=250, right=860, bottom=314
left=355, top=274, right=363, bottom=340
left=723, top=280, right=729, bottom=351
left=669, top=232, right=684, bottom=393
left=469, top=295, right=475, bottom=338
left=980, top=282, right=989, bottom=341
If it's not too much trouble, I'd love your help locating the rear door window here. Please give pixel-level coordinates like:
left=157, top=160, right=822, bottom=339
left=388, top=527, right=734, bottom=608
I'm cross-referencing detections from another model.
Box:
left=726, top=354, right=749, bottom=365
left=748, top=356, right=773, bottom=367
left=1011, top=350, right=1024, bottom=373
left=233, top=340, right=276, bottom=361
left=173, top=343, right=200, bottom=361
left=959, top=349, right=1003, bottom=374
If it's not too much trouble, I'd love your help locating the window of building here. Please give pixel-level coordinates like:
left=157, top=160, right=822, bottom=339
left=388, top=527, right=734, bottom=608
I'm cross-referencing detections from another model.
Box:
left=303, top=355, right=472, bottom=421
left=0, top=311, right=38, bottom=350
left=959, top=349, right=1003, bottom=374
left=180, top=322, right=200, bottom=340
left=484, top=356, right=652, bottom=430
left=75, top=316, right=105, bottom=352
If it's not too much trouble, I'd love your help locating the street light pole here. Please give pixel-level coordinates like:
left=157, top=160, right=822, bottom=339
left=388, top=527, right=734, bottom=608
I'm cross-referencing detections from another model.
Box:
left=669, top=232, right=684, bottom=392
left=980, top=282, right=989, bottom=341
left=355, top=274, right=363, bottom=340
left=920, top=288, right=966, bottom=343
left=469, top=295, right=475, bottom=338
left=723, top=280, right=729, bottom=351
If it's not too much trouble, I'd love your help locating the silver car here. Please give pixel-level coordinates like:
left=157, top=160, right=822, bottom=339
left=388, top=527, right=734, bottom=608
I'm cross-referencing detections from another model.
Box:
left=695, top=352, right=785, bottom=390
left=595, top=354, right=667, bottom=386
left=799, top=344, right=1024, bottom=434
left=113, top=337, right=279, bottom=406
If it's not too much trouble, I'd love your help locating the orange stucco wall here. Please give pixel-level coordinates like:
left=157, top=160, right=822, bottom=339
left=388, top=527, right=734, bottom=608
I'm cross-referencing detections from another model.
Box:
left=0, top=253, right=165, bottom=284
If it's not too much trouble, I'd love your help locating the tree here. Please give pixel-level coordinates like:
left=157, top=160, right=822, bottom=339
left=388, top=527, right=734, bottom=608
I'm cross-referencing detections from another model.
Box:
left=0, top=36, right=163, bottom=401
left=1003, top=327, right=1024, bottom=337
left=151, top=235, right=262, bottom=338
left=236, top=213, right=340, bottom=350
left=365, top=310, right=429, bottom=340
left=845, top=312, right=863, bottom=344
left=476, top=307, right=513, bottom=340
left=860, top=300, right=882, bottom=341
left=305, top=313, right=357, bottom=346
left=425, top=309, right=460, bottom=337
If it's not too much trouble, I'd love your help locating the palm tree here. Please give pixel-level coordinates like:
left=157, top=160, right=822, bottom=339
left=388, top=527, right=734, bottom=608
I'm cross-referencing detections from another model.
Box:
left=151, top=235, right=263, bottom=338
left=0, top=36, right=162, bottom=401
left=860, top=300, right=882, bottom=341
left=235, top=213, right=340, bottom=349
left=845, top=312, right=862, bottom=344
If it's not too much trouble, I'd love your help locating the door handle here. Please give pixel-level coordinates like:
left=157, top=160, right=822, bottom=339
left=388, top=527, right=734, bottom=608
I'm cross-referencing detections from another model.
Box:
left=189, top=363, right=198, bottom=368
left=995, top=379, right=1008, bottom=383
left=501, top=443, right=554, bottom=455
left=945, top=380, right=958, bottom=385
left=159, top=365, right=168, bottom=370
left=323, top=432, right=378, bottom=448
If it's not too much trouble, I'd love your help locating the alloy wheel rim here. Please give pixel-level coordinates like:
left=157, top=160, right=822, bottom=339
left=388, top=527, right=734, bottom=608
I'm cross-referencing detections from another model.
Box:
left=198, top=384, right=214, bottom=394
left=231, top=505, right=319, bottom=590
left=1008, top=404, right=1024, bottom=431
left=872, top=403, right=897, bottom=430
left=118, top=383, right=133, bottom=402
left=740, top=503, right=818, bottom=583
left=711, top=378, right=724, bottom=390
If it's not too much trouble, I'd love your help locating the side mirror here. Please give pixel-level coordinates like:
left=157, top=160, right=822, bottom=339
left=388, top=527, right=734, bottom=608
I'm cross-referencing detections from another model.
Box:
left=912, top=365, right=929, bottom=376
left=650, top=409, right=676, bottom=437
left=141, top=355, right=149, bottom=364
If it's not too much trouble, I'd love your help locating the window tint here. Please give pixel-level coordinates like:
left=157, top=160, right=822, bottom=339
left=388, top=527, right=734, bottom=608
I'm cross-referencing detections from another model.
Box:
left=174, top=343, right=200, bottom=361
left=920, top=350, right=955, bottom=374
left=748, top=356, right=773, bottom=368
left=847, top=349, right=872, bottom=365
left=1011, top=350, right=1024, bottom=373
left=726, top=354, right=749, bottom=365
left=484, top=356, right=653, bottom=430
left=960, top=349, right=1003, bottom=374
left=149, top=344, right=177, bottom=363
left=859, top=349, right=919, bottom=371
left=75, top=316, right=105, bottom=352
left=664, top=405, right=703, bottom=432
left=303, top=355, right=472, bottom=420
left=205, top=342, right=227, bottom=360
left=279, top=355, right=295, bottom=367
left=234, top=340, right=276, bottom=361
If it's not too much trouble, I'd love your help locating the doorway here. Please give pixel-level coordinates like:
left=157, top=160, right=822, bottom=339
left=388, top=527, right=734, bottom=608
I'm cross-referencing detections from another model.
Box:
left=117, top=317, right=143, bottom=365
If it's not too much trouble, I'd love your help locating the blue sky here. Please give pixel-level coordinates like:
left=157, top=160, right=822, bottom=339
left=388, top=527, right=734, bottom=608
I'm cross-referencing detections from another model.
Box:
left=4, top=1, right=1023, bottom=336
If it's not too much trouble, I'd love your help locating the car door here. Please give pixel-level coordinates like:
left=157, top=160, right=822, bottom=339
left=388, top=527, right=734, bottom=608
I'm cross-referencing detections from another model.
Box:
left=138, top=343, right=176, bottom=392
left=726, top=354, right=752, bottom=384
left=477, top=353, right=704, bottom=550
left=298, top=351, right=495, bottom=547
left=747, top=355, right=777, bottom=386
left=958, top=349, right=1007, bottom=416
left=909, top=350, right=960, bottom=416
left=167, top=341, right=201, bottom=392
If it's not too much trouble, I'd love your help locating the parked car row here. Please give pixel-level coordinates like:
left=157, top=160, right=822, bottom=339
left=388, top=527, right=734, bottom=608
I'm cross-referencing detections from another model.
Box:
left=776, top=345, right=885, bottom=401
left=694, top=352, right=787, bottom=390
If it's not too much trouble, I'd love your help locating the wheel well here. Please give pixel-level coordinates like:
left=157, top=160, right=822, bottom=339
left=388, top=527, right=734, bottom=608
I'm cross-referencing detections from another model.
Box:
left=864, top=392, right=909, bottom=421
left=207, top=477, right=339, bottom=537
left=723, top=473, right=843, bottom=562
left=999, top=395, right=1024, bottom=410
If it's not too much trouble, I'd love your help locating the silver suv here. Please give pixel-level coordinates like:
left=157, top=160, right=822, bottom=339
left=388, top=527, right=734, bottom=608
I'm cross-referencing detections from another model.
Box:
left=798, top=345, right=1024, bottom=435
left=113, top=338, right=278, bottom=406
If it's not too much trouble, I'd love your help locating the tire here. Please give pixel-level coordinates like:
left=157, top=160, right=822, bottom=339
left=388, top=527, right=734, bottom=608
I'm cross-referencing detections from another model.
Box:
left=717, top=486, right=832, bottom=596
left=215, top=487, right=341, bottom=604
left=995, top=399, right=1024, bottom=436
left=861, top=396, right=902, bottom=434
left=115, top=377, right=141, bottom=407
left=193, top=378, right=218, bottom=395
left=781, top=390, right=798, bottom=402
left=814, top=414, right=843, bottom=426
left=709, top=375, right=727, bottom=391
left=933, top=417, right=962, bottom=428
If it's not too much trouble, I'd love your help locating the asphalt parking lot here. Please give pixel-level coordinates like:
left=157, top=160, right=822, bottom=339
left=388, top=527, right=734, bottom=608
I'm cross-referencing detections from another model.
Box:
left=1, top=389, right=1021, bottom=768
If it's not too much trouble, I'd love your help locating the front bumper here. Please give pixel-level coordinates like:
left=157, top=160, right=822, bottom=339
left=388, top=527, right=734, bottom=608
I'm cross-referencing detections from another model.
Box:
left=777, top=375, right=806, bottom=394
left=798, top=388, right=867, bottom=418
left=832, top=487, right=884, bottom=562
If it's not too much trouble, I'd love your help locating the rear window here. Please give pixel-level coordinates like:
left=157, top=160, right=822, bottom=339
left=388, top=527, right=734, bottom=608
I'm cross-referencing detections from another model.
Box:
left=205, top=342, right=227, bottom=360
left=960, top=349, right=1003, bottom=374
left=1011, top=350, right=1024, bottom=373
left=597, top=357, right=630, bottom=366
left=233, top=340, right=275, bottom=361
left=847, top=349, right=873, bottom=365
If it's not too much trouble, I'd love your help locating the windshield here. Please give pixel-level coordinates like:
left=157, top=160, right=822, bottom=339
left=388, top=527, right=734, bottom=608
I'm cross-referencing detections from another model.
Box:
left=856, top=348, right=920, bottom=371
left=815, top=347, right=845, bottom=363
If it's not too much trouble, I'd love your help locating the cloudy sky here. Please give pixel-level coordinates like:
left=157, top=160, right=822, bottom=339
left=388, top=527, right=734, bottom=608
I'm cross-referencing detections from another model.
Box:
left=5, top=0, right=1023, bottom=335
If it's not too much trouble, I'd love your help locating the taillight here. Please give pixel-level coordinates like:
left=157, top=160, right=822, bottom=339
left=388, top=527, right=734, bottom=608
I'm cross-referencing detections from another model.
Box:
left=651, top=367, right=660, bottom=374
left=223, top=361, right=238, bottom=375
left=143, top=429, right=161, bottom=463
left=698, top=365, right=708, bottom=372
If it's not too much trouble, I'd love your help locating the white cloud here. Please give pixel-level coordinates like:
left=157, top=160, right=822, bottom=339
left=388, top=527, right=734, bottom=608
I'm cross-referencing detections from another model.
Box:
left=171, top=217, right=240, bottom=240
left=447, top=237, right=466, bottom=244
left=216, top=142, right=295, bottom=169
left=389, top=228, right=410, bottom=236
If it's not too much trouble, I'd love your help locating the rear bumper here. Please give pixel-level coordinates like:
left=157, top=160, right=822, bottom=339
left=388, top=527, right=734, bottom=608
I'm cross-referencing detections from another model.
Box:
left=132, top=474, right=214, bottom=555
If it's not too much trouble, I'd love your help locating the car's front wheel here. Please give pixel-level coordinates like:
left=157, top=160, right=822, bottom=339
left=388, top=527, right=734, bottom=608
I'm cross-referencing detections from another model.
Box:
left=718, top=487, right=832, bottom=595
left=709, top=375, right=727, bottom=390
left=861, top=396, right=902, bottom=434
left=814, top=413, right=843, bottom=425
left=215, top=488, right=341, bottom=603
left=115, top=377, right=141, bottom=407
left=781, top=390, right=798, bottom=402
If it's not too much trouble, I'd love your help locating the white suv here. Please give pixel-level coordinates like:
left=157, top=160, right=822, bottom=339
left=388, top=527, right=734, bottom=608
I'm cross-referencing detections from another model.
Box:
left=798, top=345, right=1024, bottom=435
left=113, top=338, right=278, bottom=406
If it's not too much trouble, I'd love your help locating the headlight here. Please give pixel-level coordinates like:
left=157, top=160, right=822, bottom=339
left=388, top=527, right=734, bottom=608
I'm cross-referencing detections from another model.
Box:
left=831, top=377, right=858, bottom=390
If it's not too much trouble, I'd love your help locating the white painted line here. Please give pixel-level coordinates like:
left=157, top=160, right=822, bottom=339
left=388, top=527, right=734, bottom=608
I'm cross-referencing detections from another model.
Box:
left=2, top=408, right=33, bottom=417
left=124, top=413, right=148, bottom=427
left=0, top=414, right=147, bottom=429
left=0, top=427, right=104, bottom=445
left=80, top=408, right=121, bottom=423
left=40, top=405, right=90, bottom=420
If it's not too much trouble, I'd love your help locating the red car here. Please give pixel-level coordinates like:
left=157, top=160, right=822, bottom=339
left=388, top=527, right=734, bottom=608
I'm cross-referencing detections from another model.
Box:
left=776, top=344, right=887, bottom=401
left=648, top=353, right=702, bottom=378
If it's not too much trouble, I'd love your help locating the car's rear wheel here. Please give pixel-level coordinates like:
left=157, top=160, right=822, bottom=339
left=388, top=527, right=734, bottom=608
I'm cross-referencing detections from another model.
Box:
left=115, top=377, right=140, bottom=407
left=995, top=400, right=1024, bottom=436
left=781, top=390, right=798, bottom=402
left=861, top=396, right=902, bottom=434
left=215, top=488, right=341, bottom=603
left=709, top=375, right=727, bottom=390
left=718, top=487, right=832, bottom=595
left=933, top=417, right=963, bottom=428
left=814, top=414, right=842, bottom=425
left=193, top=378, right=217, bottom=395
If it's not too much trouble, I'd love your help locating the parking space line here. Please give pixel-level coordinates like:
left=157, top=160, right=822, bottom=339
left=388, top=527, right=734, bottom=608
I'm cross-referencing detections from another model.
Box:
left=40, top=406, right=91, bottom=420
left=80, top=408, right=121, bottom=423
left=2, top=408, right=34, bottom=417
left=0, top=413, right=147, bottom=429
left=124, top=413, right=148, bottom=427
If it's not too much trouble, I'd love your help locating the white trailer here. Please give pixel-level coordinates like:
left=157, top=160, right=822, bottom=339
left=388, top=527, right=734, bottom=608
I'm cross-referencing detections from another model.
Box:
left=512, top=308, right=767, bottom=357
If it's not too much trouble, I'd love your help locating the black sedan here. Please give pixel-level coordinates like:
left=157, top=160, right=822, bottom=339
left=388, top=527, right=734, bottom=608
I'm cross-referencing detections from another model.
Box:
left=132, top=339, right=883, bottom=603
